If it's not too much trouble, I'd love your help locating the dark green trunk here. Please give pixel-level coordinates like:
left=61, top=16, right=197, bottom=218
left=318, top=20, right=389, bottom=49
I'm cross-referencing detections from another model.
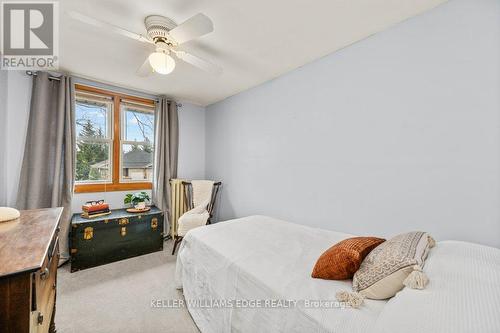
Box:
left=70, top=207, right=164, bottom=272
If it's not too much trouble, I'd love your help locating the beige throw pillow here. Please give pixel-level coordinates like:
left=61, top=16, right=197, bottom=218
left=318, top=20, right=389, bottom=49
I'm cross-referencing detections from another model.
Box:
left=352, top=231, right=434, bottom=300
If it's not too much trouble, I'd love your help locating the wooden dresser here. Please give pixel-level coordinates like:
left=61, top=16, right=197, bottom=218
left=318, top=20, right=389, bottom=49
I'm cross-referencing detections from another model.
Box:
left=0, top=207, right=62, bottom=333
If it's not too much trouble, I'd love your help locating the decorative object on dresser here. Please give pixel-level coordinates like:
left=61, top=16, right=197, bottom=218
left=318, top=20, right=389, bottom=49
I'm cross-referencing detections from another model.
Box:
left=171, top=180, right=222, bottom=255
left=0, top=207, right=62, bottom=333
left=0, top=207, right=21, bottom=222
left=70, top=206, right=164, bottom=272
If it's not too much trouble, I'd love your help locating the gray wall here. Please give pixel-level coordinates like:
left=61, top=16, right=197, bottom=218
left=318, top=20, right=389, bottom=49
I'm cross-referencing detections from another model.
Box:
left=0, top=71, right=7, bottom=205
left=2, top=72, right=206, bottom=212
left=177, top=102, right=206, bottom=180
left=206, top=0, right=500, bottom=247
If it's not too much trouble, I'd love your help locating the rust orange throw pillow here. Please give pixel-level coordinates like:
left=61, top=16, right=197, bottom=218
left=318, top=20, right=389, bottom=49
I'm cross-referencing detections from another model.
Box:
left=312, top=237, right=385, bottom=280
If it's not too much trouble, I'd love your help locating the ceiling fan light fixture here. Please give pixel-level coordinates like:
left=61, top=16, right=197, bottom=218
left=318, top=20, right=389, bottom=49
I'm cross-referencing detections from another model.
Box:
left=148, top=52, right=176, bottom=75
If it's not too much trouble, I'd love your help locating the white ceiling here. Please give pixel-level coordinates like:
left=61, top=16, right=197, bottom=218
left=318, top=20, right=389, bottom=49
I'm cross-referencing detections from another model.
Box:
left=60, top=0, right=447, bottom=106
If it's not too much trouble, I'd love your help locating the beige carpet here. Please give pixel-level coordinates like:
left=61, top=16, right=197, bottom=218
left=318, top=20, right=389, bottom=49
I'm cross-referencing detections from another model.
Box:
left=56, top=240, right=199, bottom=333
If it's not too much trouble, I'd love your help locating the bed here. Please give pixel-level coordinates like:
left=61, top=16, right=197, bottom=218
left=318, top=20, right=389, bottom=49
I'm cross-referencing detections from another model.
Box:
left=175, top=215, right=500, bottom=333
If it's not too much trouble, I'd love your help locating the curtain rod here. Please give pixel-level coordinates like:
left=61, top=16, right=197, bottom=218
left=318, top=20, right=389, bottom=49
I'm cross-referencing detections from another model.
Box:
left=25, top=71, right=182, bottom=107
left=26, top=70, right=60, bottom=81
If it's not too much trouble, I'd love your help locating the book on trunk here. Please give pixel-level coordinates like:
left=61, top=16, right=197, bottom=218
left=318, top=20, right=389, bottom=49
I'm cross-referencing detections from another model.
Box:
left=81, top=209, right=111, bottom=219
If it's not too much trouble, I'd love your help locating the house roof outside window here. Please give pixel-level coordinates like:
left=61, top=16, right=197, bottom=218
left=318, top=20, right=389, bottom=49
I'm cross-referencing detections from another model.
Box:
left=91, top=150, right=152, bottom=169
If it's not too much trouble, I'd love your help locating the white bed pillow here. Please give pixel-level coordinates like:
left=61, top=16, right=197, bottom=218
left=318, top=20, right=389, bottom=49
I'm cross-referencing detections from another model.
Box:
left=353, top=231, right=434, bottom=299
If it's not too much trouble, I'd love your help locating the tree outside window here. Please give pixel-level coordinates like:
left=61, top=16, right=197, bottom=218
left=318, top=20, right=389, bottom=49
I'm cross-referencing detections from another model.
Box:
left=74, top=85, right=155, bottom=193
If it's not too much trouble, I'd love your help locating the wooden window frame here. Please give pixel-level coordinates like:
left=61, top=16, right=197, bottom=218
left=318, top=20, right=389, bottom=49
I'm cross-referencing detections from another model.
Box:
left=74, top=84, right=155, bottom=193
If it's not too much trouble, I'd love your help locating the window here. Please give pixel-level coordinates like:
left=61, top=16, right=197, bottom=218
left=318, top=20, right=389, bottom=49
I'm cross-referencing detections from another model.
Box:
left=75, top=92, right=113, bottom=183
left=121, top=102, right=155, bottom=182
left=74, top=85, right=156, bottom=193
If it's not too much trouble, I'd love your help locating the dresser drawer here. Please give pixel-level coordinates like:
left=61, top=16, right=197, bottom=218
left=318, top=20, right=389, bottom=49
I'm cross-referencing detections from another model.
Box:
left=33, top=237, right=59, bottom=333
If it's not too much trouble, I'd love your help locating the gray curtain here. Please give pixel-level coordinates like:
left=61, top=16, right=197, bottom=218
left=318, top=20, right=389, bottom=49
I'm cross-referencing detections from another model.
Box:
left=16, top=72, right=75, bottom=262
left=152, top=97, right=179, bottom=235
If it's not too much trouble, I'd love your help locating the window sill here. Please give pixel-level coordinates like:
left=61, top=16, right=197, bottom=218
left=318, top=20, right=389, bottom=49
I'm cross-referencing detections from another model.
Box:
left=74, top=182, right=152, bottom=193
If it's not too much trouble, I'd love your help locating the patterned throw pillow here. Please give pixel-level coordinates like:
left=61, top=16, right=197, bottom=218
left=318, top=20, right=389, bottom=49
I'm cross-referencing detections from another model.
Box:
left=352, top=231, right=434, bottom=299
left=312, top=237, right=386, bottom=280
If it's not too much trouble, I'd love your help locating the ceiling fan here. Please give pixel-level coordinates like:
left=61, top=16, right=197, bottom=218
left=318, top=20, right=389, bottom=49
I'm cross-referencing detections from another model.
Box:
left=68, top=11, right=222, bottom=76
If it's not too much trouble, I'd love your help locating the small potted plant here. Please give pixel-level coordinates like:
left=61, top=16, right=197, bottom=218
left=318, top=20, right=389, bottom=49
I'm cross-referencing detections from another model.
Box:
left=124, top=192, right=150, bottom=210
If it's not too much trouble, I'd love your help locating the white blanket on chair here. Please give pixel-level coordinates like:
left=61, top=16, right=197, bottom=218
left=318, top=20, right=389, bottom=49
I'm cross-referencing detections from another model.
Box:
left=177, top=199, right=211, bottom=237
left=191, top=180, right=214, bottom=207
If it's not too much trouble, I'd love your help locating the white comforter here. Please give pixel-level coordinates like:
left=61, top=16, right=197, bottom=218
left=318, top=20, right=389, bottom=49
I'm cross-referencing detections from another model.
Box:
left=175, top=216, right=500, bottom=333
left=175, top=216, right=387, bottom=333
left=374, top=240, right=500, bottom=333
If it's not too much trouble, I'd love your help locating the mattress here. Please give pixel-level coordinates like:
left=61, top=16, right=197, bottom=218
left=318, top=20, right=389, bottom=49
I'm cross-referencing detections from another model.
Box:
left=175, top=216, right=500, bottom=333
left=175, top=215, right=387, bottom=333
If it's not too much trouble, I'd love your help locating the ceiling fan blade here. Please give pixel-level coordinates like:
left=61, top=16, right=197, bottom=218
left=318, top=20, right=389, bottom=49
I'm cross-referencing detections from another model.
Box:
left=171, top=49, right=222, bottom=75
left=168, top=13, right=213, bottom=45
left=136, top=56, right=154, bottom=77
left=67, top=11, right=152, bottom=44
